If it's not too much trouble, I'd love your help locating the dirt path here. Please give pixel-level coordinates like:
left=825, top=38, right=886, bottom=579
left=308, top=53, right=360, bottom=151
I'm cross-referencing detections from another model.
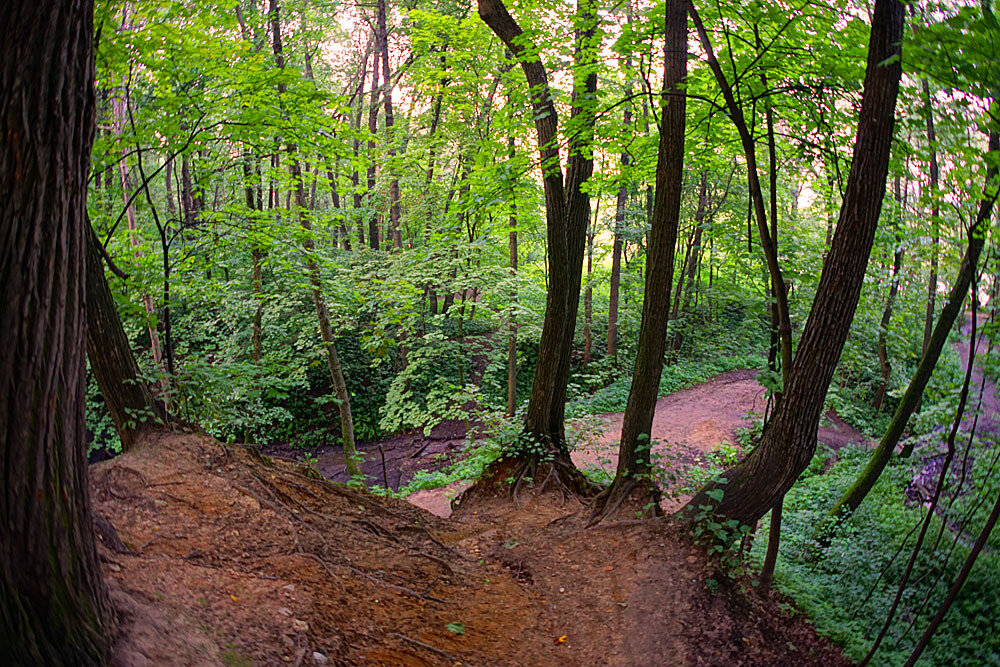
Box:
left=410, top=369, right=869, bottom=517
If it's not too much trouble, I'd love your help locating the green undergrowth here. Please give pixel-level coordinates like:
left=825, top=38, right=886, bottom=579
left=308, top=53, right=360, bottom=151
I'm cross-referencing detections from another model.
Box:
left=750, top=441, right=1000, bottom=666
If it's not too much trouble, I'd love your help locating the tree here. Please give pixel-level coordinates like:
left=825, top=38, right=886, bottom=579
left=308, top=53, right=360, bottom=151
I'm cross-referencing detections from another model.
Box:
left=824, top=129, right=998, bottom=527
left=0, top=0, right=114, bottom=661
left=589, top=0, right=687, bottom=522
left=270, top=0, right=361, bottom=478
left=681, top=0, right=905, bottom=526
left=85, top=220, right=166, bottom=450
left=476, top=0, right=599, bottom=487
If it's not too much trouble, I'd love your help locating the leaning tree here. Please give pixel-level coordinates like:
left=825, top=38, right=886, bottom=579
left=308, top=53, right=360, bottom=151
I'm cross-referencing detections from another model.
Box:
left=681, top=0, right=905, bottom=526
left=1, top=0, right=114, bottom=662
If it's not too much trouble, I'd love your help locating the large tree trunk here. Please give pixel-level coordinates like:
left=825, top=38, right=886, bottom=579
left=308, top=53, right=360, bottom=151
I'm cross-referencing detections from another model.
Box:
left=589, top=0, right=687, bottom=522
left=478, top=0, right=597, bottom=465
left=681, top=0, right=904, bottom=526
left=824, top=130, right=998, bottom=527
left=86, top=222, right=166, bottom=450
left=0, top=0, right=114, bottom=661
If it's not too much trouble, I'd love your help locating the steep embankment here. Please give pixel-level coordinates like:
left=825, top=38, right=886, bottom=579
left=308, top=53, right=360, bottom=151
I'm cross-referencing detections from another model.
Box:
left=93, top=428, right=846, bottom=665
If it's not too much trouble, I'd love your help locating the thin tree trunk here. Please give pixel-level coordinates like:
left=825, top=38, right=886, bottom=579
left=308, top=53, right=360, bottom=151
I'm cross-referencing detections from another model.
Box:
left=376, top=0, right=402, bottom=249
left=507, top=137, right=519, bottom=417
left=824, top=130, right=997, bottom=526
left=872, top=176, right=905, bottom=412
left=1, top=0, right=114, bottom=658
left=607, top=50, right=631, bottom=362
left=589, top=0, right=687, bottom=522
left=922, top=77, right=941, bottom=355
left=366, top=37, right=381, bottom=250
left=114, top=73, right=165, bottom=377
left=270, top=0, right=360, bottom=478
left=584, top=199, right=598, bottom=364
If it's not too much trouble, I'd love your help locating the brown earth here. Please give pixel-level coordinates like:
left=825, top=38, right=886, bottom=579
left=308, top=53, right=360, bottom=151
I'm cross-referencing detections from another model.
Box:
left=94, top=427, right=848, bottom=665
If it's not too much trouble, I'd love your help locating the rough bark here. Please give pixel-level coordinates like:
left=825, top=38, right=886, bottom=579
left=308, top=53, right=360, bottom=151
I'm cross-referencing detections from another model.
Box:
left=681, top=0, right=904, bottom=526
left=589, top=0, right=686, bottom=522
left=1, top=0, right=114, bottom=661
left=86, top=222, right=166, bottom=450
left=477, top=0, right=597, bottom=461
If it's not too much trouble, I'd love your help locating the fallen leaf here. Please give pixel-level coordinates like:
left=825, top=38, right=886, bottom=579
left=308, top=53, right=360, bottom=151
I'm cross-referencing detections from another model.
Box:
left=602, top=566, right=614, bottom=572
left=555, top=635, right=567, bottom=645
left=230, top=594, right=240, bottom=602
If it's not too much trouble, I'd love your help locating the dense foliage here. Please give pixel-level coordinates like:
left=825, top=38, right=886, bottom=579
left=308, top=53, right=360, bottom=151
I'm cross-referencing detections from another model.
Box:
left=84, top=0, right=998, bottom=663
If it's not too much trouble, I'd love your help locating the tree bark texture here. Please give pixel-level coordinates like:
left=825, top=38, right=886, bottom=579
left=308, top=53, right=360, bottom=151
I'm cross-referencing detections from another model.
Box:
left=682, top=0, right=904, bottom=526
left=1, top=0, right=115, bottom=661
left=86, top=222, right=166, bottom=451
left=595, top=0, right=686, bottom=514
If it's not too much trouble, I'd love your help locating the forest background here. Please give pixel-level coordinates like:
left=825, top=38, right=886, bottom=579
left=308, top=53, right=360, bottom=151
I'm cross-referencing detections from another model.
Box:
left=79, top=0, right=999, bottom=663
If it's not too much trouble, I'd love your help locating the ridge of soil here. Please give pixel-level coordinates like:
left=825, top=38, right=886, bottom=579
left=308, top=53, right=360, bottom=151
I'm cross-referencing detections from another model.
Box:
left=94, top=428, right=847, bottom=665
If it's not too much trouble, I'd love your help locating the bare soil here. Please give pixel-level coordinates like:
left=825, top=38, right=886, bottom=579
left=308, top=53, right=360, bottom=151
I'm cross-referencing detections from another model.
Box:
left=94, top=422, right=849, bottom=664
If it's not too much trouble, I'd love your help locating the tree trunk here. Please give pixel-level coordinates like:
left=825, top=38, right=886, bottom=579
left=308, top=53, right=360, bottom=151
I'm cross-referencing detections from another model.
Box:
left=589, top=0, right=687, bottom=522
left=1, top=1, right=114, bottom=660
left=270, top=0, right=360, bottom=478
left=824, top=130, right=997, bottom=527
left=376, top=0, right=402, bottom=249
left=350, top=36, right=373, bottom=248
left=478, top=0, right=598, bottom=464
left=113, top=47, right=165, bottom=379
left=367, top=37, right=381, bottom=251
left=682, top=0, right=904, bottom=526
left=86, top=221, right=166, bottom=450
left=507, top=137, right=519, bottom=418
left=872, top=176, right=905, bottom=412
left=921, top=77, right=941, bottom=355
left=584, top=200, right=597, bottom=365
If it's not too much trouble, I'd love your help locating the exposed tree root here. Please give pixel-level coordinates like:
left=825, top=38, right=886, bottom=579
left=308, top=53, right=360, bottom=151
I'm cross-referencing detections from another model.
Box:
left=586, top=476, right=663, bottom=528
left=453, top=451, right=601, bottom=512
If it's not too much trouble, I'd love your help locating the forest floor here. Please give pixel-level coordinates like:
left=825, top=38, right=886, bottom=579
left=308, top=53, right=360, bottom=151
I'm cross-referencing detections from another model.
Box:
left=95, top=429, right=847, bottom=666
left=94, top=369, right=867, bottom=665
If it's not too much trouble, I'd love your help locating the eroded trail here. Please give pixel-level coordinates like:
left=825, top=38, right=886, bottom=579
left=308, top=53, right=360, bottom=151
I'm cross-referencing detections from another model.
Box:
left=96, top=373, right=866, bottom=663
left=94, top=430, right=846, bottom=665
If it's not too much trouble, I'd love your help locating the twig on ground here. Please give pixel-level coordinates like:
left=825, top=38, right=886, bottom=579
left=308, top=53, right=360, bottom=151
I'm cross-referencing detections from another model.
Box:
left=388, top=633, right=456, bottom=663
